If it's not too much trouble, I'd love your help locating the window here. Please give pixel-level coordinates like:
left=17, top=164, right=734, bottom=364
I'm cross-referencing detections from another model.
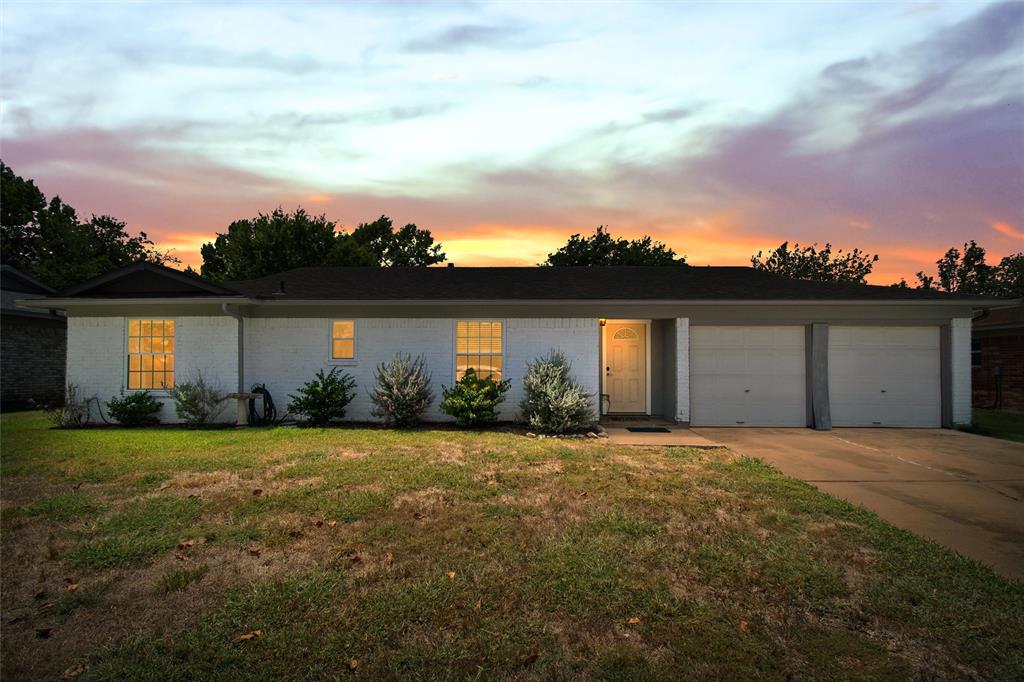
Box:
left=331, top=320, right=355, bottom=360
left=971, top=340, right=982, bottom=368
left=455, top=320, right=503, bottom=381
left=127, top=319, right=174, bottom=389
left=613, top=327, right=639, bottom=340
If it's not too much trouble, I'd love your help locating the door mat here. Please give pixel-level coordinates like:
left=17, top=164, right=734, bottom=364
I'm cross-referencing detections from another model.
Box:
left=625, top=427, right=671, bottom=433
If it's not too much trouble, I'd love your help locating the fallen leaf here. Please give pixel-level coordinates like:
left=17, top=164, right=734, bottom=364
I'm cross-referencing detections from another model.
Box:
left=474, top=598, right=482, bottom=611
left=350, top=555, right=362, bottom=564
left=235, top=629, right=262, bottom=643
left=579, top=491, right=588, bottom=498
left=383, top=552, right=393, bottom=565
left=177, top=541, right=194, bottom=550
left=486, top=479, right=497, bottom=487
left=314, top=519, right=324, bottom=527
left=62, top=663, right=85, bottom=678
left=413, top=512, right=424, bottom=520
left=175, top=552, right=189, bottom=562
left=247, top=547, right=262, bottom=558
left=34, top=590, right=47, bottom=600
left=447, top=571, right=456, bottom=580
left=327, top=520, right=337, bottom=527
left=520, top=653, right=539, bottom=668
left=739, top=620, right=749, bottom=633
left=40, top=602, right=54, bottom=611
left=252, top=489, right=262, bottom=496
left=627, top=616, right=641, bottom=625
left=348, top=658, right=359, bottom=671
left=36, top=627, right=52, bottom=639
left=65, top=583, right=79, bottom=592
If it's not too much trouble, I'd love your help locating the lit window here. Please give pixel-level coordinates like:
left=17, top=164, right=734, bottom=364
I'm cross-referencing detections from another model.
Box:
left=127, top=319, right=174, bottom=389
left=971, top=340, right=982, bottom=368
left=456, top=320, right=503, bottom=381
left=331, top=320, right=356, bottom=360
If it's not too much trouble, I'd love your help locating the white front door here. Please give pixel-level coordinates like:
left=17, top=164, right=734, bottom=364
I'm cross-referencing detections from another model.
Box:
left=828, top=326, right=941, bottom=427
left=690, top=326, right=807, bottom=426
left=605, top=322, right=647, bottom=413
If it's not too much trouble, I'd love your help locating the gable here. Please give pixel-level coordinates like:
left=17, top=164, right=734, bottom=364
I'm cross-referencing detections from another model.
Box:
left=60, top=262, right=237, bottom=298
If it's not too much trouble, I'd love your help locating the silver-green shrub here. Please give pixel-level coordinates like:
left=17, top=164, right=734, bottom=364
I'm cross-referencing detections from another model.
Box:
left=370, top=353, right=434, bottom=427
left=168, top=371, right=228, bottom=425
left=520, top=350, right=596, bottom=434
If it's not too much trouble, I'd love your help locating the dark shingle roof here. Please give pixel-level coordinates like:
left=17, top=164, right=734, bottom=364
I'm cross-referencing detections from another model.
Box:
left=223, top=266, right=989, bottom=302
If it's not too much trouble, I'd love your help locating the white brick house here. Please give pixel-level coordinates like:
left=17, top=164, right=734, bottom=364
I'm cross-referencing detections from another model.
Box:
left=22, top=262, right=1004, bottom=428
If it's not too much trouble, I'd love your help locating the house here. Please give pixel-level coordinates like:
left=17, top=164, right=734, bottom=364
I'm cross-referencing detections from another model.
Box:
left=972, top=303, right=1024, bottom=412
left=18, top=261, right=1010, bottom=428
left=1, top=265, right=66, bottom=408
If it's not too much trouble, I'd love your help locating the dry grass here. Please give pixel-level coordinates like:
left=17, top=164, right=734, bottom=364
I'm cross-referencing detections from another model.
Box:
left=1, top=411, right=1022, bottom=680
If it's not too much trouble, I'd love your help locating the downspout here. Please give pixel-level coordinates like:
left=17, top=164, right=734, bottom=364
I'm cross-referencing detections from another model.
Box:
left=220, top=304, right=245, bottom=393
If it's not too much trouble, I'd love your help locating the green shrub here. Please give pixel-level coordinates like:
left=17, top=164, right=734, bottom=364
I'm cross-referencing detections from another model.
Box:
left=106, top=391, right=162, bottom=426
left=287, top=368, right=357, bottom=426
left=520, top=350, right=596, bottom=434
left=370, top=353, right=434, bottom=427
left=440, top=368, right=511, bottom=428
left=168, top=371, right=227, bottom=425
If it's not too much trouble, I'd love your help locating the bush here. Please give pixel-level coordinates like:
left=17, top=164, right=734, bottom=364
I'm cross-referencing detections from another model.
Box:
left=520, top=350, right=596, bottom=434
left=106, top=391, right=162, bottom=426
left=168, top=371, right=228, bottom=426
left=287, top=368, right=357, bottom=426
left=370, top=353, right=434, bottom=427
left=46, top=383, right=90, bottom=428
left=440, top=368, right=511, bottom=428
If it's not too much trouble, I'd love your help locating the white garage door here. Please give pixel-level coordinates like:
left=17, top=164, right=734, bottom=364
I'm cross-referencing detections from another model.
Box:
left=690, top=326, right=806, bottom=426
left=828, top=326, right=941, bottom=427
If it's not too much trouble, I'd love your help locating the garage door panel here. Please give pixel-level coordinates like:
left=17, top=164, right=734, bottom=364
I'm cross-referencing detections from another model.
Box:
left=690, top=325, right=806, bottom=427
left=829, top=326, right=940, bottom=427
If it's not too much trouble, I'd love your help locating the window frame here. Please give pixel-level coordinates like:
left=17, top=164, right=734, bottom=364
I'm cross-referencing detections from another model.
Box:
left=971, top=340, right=982, bottom=369
left=124, top=317, right=177, bottom=393
left=327, top=319, right=358, bottom=365
left=452, top=319, right=506, bottom=382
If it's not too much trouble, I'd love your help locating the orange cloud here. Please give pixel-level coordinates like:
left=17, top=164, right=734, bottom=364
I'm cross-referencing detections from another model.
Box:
left=993, top=221, right=1024, bottom=240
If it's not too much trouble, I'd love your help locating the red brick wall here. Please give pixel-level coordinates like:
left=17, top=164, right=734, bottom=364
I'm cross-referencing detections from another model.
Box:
left=972, top=333, right=1024, bottom=411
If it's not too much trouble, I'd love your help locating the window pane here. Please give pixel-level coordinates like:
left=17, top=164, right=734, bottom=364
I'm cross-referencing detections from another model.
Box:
left=153, top=355, right=165, bottom=372
left=166, top=355, right=175, bottom=371
left=151, top=320, right=163, bottom=337
left=140, top=320, right=152, bottom=336
left=142, top=355, right=153, bottom=371
left=129, top=320, right=141, bottom=336
left=164, top=320, right=175, bottom=336
left=333, top=320, right=354, bottom=339
left=151, top=337, right=164, bottom=353
left=128, top=338, right=140, bottom=353
left=128, top=372, right=141, bottom=389
left=165, top=338, right=175, bottom=353
left=164, top=372, right=175, bottom=388
left=140, top=372, right=153, bottom=389
left=141, top=338, right=152, bottom=353
left=332, top=339, right=354, bottom=359
left=128, top=355, right=141, bottom=371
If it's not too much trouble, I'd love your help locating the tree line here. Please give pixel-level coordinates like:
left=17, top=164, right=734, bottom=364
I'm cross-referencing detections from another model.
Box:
left=1, top=161, right=1020, bottom=297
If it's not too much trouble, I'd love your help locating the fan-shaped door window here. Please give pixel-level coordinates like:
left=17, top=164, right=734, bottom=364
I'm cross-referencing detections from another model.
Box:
left=613, top=327, right=639, bottom=340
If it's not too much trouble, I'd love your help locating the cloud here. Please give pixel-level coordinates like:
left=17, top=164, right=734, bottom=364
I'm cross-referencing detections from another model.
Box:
left=403, top=23, right=530, bottom=53
left=993, top=221, right=1024, bottom=240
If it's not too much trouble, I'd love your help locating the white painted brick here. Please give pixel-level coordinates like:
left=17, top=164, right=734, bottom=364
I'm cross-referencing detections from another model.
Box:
left=245, top=317, right=599, bottom=422
left=675, top=317, right=690, bottom=422
left=66, top=315, right=238, bottom=423
left=950, top=317, right=972, bottom=426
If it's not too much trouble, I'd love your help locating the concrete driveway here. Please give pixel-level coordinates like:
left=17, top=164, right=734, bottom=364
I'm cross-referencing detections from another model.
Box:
left=692, top=427, right=1024, bottom=582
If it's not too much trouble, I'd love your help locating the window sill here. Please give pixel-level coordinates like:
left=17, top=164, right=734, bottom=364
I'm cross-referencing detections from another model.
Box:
left=327, top=359, right=358, bottom=367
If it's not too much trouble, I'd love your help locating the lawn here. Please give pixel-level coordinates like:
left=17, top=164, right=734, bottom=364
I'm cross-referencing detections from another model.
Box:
left=1, top=412, right=1022, bottom=680
left=969, top=408, right=1024, bottom=443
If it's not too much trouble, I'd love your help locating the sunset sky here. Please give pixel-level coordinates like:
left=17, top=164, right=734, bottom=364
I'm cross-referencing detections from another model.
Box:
left=2, top=1, right=1022, bottom=283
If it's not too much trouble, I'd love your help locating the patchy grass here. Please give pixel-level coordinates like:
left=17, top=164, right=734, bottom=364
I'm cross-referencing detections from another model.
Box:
left=1, top=410, right=1022, bottom=680
left=968, top=408, right=1024, bottom=443
left=157, top=565, right=209, bottom=593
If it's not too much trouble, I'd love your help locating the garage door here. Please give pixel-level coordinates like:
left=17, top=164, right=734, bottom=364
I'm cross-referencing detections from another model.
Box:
left=828, top=326, right=941, bottom=427
left=690, top=326, right=806, bottom=426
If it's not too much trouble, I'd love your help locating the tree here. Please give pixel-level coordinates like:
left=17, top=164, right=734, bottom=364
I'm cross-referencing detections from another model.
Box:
left=543, top=226, right=684, bottom=266
left=751, top=241, right=878, bottom=284
left=915, top=241, right=1023, bottom=297
left=200, top=210, right=446, bottom=281
left=347, top=215, right=446, bottom=267
left=0, top=161, right=176, bottom=290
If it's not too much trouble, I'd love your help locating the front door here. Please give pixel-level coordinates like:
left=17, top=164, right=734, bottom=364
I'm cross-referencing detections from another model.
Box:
left=605, top=322, right=647, bottom=413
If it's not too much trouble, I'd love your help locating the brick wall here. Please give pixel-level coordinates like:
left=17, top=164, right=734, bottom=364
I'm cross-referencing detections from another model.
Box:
left=972, top=333, right=1024, bottom=412
left=1, top=314, right=67, bottom=407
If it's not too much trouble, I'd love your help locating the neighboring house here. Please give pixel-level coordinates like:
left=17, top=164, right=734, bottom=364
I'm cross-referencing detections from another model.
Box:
left=18, top=262, right=1010, bottom=428
left=972, top=303, right=1024, bottom=412
left=1, top=265, right=67, bottom=408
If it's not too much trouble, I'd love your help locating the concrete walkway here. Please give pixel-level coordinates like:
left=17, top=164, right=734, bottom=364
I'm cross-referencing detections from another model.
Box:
left=603, top=421, right=724, bottom=448
left=693, top=427, right=1024, bottom=582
